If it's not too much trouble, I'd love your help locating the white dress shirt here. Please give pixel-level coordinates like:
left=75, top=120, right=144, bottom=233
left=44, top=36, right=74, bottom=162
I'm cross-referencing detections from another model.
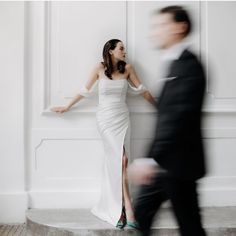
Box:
left=161, top=40, right=190, bottom=63
left=160, top=40, right=190, bottom=78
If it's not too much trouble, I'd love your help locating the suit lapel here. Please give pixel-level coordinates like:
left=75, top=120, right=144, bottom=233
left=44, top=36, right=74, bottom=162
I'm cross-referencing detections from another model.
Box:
left=157, top=49, right=195, bottom=107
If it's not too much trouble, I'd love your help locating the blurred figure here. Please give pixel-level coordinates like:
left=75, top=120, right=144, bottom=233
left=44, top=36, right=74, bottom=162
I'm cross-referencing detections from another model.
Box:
left=128, top=6, right=207, bottom=236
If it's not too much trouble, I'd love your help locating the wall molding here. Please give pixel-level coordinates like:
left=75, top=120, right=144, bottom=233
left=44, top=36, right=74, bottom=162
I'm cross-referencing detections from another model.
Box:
left=42, top=106, right=236, bottom=115
left=201, top=1, right=236, bottom=100
left=29, top=127, right=236, bottom=207
left=31, top=127, right=236, bottom=140
left=35, top=2, right=129, bottom=115
left=29, top=1, right=236, bottom=115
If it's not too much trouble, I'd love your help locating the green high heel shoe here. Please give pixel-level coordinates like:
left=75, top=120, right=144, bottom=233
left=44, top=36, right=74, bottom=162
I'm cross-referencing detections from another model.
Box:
left=116, top=219, right=126, bottom=229
left=124, top=208, right=140, bottom=230
left=126, top=220, right=140, bottom=230
left=116, top=207, right=127, bottom=229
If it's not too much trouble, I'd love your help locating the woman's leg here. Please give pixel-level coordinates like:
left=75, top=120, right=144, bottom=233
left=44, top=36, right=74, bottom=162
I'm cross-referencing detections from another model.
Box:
left=122, top=147, right=135, bottom=221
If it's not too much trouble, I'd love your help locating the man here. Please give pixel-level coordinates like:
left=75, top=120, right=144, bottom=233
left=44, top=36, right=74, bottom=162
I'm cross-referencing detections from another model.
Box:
left=128, top=6, right=207, bottom=236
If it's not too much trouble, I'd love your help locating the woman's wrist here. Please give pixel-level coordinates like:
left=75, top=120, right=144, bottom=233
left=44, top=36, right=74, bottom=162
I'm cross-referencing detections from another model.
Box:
left=66, top=105, right=71, bottom=111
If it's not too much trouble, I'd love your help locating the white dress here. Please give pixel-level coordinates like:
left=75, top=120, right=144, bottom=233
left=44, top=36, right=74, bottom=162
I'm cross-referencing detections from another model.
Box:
left=78, top=77, right=147, bottom=226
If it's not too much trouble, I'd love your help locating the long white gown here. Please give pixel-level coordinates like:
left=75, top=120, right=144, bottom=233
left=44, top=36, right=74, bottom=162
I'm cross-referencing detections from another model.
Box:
left=78, top=76, right=147, bottom=226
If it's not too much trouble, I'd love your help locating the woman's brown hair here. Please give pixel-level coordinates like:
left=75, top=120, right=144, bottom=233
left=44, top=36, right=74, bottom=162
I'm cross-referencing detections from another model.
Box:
left=102, top=39, right=126, bottom=80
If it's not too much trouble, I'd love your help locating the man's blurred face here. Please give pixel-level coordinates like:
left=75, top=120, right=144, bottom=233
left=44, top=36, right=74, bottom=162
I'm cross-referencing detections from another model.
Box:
left=150, top=13, right=182, bottom=49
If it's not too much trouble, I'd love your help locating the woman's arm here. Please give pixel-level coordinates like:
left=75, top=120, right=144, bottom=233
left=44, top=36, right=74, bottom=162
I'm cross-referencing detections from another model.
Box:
left=127, top=64, right=157, bottom=106
left=51, top=63, right=101, bottom=113
left=142, top=90, right=157, bottom=106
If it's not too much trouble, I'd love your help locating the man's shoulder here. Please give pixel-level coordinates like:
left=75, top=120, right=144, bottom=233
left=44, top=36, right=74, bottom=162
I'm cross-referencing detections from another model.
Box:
left=177, top=49, right=204, bottom=74
left=179, top=49, right=199, bottom=62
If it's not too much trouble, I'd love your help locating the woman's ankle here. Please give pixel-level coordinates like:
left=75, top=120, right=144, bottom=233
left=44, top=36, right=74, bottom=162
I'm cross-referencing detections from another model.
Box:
left=125, top=209, right=135, bottom=221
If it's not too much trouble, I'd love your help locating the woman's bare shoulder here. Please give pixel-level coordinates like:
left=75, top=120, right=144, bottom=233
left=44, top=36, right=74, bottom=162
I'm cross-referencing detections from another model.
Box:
left=125, top=63, right=134, bottom=71
left=91, top=62, right=104, bottom=76
left=125, top=64, right=136, bottom=76
left=93, top=62, right=104, bottom=71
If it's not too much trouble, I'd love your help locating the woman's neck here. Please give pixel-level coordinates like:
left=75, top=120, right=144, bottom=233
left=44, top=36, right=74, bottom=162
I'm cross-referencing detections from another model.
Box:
left=111, top=58, right=119, bottom=71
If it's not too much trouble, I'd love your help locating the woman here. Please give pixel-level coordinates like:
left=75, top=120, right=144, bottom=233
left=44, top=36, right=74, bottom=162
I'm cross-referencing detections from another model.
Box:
left=51, top=39, right=156, bottom=229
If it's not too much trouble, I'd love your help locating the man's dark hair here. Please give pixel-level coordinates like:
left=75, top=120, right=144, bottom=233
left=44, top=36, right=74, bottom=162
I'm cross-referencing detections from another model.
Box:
left=158, top=5, right=192, bottom=36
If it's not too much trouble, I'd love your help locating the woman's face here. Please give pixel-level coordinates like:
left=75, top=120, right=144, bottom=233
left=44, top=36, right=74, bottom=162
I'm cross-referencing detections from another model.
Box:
left=110, top=42, right=126, bottom=61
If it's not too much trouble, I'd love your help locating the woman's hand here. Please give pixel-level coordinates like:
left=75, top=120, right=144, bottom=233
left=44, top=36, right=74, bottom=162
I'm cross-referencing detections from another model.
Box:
left=142, top=91, right=157, bottom=106
left=50, top=106, right=70, bottom=113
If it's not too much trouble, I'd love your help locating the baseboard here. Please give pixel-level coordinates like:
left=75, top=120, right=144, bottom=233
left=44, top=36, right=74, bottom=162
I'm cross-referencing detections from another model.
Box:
left=28, top=188, right=236, bottom=210
left=0, top=192, right=28, bottom=223
left=28, top=190, right=99, bottom=208
left=200, top=188, right=236, bottom=206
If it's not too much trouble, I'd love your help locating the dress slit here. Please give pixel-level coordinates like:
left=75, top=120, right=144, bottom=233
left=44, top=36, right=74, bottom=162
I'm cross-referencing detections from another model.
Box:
left=117, top=125, right=129, bottom=223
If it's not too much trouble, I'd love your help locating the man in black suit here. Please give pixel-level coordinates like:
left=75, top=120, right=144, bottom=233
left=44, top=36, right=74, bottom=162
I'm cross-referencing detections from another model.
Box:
left=128, top=6, right=207, bottom=236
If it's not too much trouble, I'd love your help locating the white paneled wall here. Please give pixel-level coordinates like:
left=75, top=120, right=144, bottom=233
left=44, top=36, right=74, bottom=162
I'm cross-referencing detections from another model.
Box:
left=0, top=1, right=236, bottom=223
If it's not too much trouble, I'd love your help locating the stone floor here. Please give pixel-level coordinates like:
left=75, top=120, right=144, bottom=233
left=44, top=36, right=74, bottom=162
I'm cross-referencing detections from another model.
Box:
left=25, top=207, right=236, bottom=236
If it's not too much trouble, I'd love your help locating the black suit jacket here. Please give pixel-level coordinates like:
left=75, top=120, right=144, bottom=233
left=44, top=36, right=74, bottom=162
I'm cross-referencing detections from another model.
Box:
left=148, top=49, right=206, bottom=180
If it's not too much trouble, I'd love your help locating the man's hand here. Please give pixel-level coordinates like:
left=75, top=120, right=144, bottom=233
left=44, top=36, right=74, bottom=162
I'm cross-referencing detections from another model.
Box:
left=128, top=158, right=159, bottom=185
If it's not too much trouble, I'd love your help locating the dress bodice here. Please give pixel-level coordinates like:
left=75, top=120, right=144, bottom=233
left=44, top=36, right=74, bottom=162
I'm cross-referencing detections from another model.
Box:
left=77, top=76, right=147, bottom=102
left=98, top=78, right=128, bottom=105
